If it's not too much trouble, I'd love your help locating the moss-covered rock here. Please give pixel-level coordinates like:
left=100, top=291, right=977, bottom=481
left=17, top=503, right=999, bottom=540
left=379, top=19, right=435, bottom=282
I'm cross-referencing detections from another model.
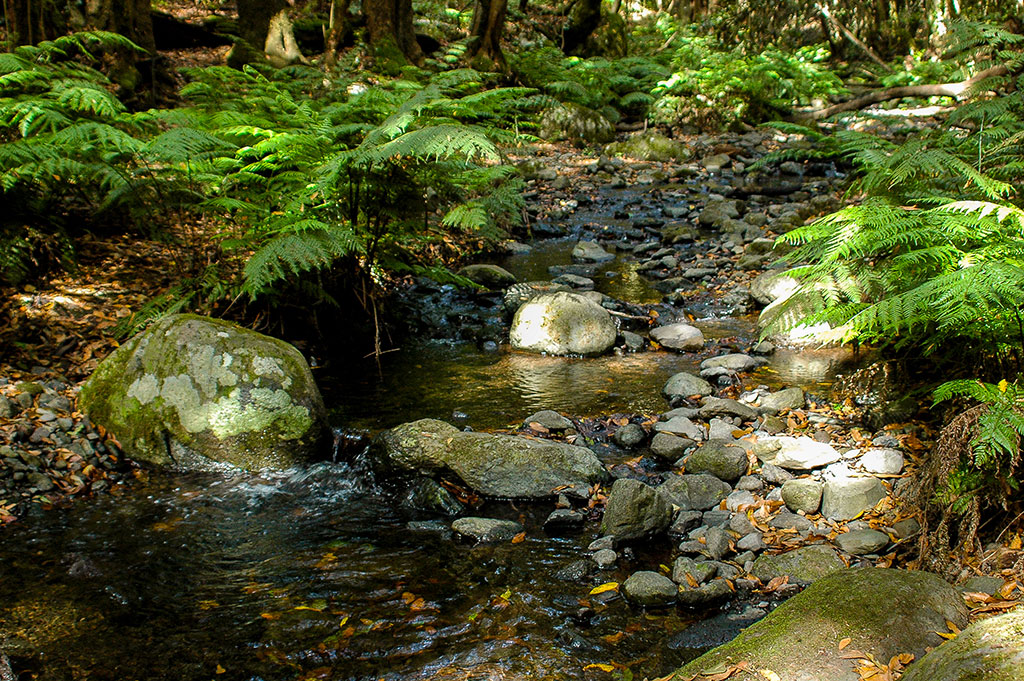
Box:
left=605, top=131, right=691, bottom=162
left=901, top=608, right=1024, bottom=681
left=78, top=314, right=328, bottom=470
left=676, top=568, right=968, bottom=681
left=539, top=103, right=615, bottom=145
left=750, top=544, right=845, bottom=584
left=373, top=418, right=608, bottom=498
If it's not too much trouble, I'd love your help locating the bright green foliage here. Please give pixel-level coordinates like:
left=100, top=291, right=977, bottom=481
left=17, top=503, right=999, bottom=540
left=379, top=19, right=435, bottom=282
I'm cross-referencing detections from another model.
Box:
left=653, top=38, right=845, bottom=128
left=932, top=379, right=1023, bottom=513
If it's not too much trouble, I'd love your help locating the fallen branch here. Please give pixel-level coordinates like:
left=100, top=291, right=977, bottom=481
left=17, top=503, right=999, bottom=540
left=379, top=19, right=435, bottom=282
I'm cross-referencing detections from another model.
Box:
left=797, top=64, right=1010, bottom=121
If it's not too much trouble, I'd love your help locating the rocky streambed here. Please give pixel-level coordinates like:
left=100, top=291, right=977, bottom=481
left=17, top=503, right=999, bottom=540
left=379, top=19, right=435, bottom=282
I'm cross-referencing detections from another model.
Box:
left=2, top=129, right=1022, bottom=681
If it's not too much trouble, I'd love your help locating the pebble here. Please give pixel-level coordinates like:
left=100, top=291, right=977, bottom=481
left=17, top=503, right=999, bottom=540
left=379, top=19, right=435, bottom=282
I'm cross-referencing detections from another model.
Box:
left=592, top=548, right=617, bottom=569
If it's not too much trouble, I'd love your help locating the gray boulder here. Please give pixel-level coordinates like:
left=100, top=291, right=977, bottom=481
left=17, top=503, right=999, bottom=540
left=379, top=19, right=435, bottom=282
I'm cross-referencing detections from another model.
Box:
left=901, top=608, right=1024, bottom=681
left=456, top=264, right=517, bottom=290
left=672, top=557, right=718, bottom=585
left=750, top=544, right=845, bottom=584
left=860, top=448, right=904, bottom=475
left=822, top=476, right=887, bottom=520
left=78, top=314, right=328, bottom=471
left=699, top=198, right=740, bottom=226
left=759, top=387, right=805, bottom=415
left=510, top=291, right=617, bottom=356
left=700, top=353, right=766, bottom=373
left=523, top=410, right=573, bottom=431
left=653, top=416, right=704, bottom=440
left=662, top=372, right=713, bottom=401
left=835, top=529, right=890, bottom=555
left=623, top=571, right=678, bottom=607
left=612, top=423, right=647, bottom=448
left=374, top=419, right=607, bottom=498
left=650, top=432, right=693, bottom=460
left=572, top=240, right=615, bottom=263
left=659, top=474, right=732, bottom=511
left=781, top=478, right=823, bottom=514
left=686, top=440, right=749, bottom=482
left=758, top=436, right=841, bottom=470
left=676, top=568, right=969, bottom=681
left=605, top=131, right=691, bottom=162
left=698, top=397, right=758, bottom=421
left=452, top=517, right=524, bottom=543
left=600, top=478, right=673, bottom=541
left=651, top=324, right=705, bottom=352
left=677, top=579, right=733, bottom=607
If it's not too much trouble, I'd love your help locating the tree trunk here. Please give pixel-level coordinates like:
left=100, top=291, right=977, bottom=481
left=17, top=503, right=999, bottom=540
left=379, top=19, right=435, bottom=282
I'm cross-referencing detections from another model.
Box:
left=228, top=0, right=287, bottom=67
left=6, top=0, right=153, bottom=49
left=363, top=0, right=423, bottom=64
left=797, top=64, right=1010, bottom=121
left=561, top=0, right=600, bottom=55
left=466, top=0, right=507, bottom=70
left=323, top=0, right=352, bottom=67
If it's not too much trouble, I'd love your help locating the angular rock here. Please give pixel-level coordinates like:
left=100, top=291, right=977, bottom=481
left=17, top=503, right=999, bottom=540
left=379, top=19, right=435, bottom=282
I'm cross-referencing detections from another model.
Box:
left=510, top=291, right=617, bottom=356
left=374, top=419, right=608, bottom=498
left=659, top=474, right=732, bottom=511
left=623, top=570, right=678, bottom=607
left=702, top=527, right=732, bottom=560
left=654, top=416, right=704, bottom=440
left=672, top=556, right=718, bottom=585
left=698, top=398, right=758, bottom=421
left=78, top=314, right=328, bottom=470
left=676, top=579, right=732, bottom=607
left=781, top=478, right=823, bottom=514
left=686, top=440, right=749, bottom=482
left=821, top=476, right=887, bottom=521
left=901, top=608, right=1024, bottom=681
left=759, top=387, right=805, bottom=415
left=651, top=324, right=705, bottom=352
left=650, top=432, right=693, bottom=460
left=452, top=517, right=524, bottom=543
left=835, top=529, right=890, bottom=555
left=750, top=544, right=845, bottom=584
left=677, top=568, right=969, bottom=681
left=736, top=532, right=765, bottom=552
left=600, top=478, right=673, bottom=541
left=572, top=240, right=615, bottom=263
left=662, top=372, right=713, bottom=401
left=456, top=264, right=517, bottom=290
left=769, top=510, right=815, bottom=533
left=725, top=489, right=756, bottom=512
left=402, top=478, right=465, bottom=516
left=759, top=436, right=841, bottom=470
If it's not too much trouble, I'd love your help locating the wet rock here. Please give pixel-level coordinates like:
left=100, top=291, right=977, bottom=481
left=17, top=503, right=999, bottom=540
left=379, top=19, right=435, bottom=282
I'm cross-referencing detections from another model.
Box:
left=402, top=478, right=465, bottom=516
left=859, top=448, right=904, bottom=475
left=677, top=568, right=969, bottom=681
left=651, top=324, right=705, bottom=352
left=757, top=435, right=841, bottom=470
left=612, top=423, right=647, bottom=448
left=672, top=556, right=718, bottom=585
left=456, top=264, right=517, bottom=290
left=668, top=510, right=704, bottom=537
left=452, top=517, right=524, bottom=543
left=698, top=397, right=758, bottom=421
left=685, top=440, right=748, bottom=482
left=821, top=476, right=887, bottom=521
left=374, top=419, right=607, bottom=498
left=555, top=559, right=594, bottom=582
left=78, top=314, right=329, bottom=471
left=600, top=478, right=674, bottom=541
left=835, top=529, right=890, bottom=555
left=572, top=240, right=615, bottom=263
left=701, top=155, right=732, bottom=173
left=901, top=608, right=1024, bottom=681
left=659, top=474, right=732, bottom=511
left=523, top=410, right=573, bottom=431
left=623, top=570, right=678, bottom=607
left=552, top=273, right=595, bottom=289
left=544, top=509, right=586, bottom=533
left=662, top=222, right=698, bottom=244
left=650, top=432, right=693, bottom=459
left=758, top=387, right=805, bottom=415
left=593, top=548, right=617, bottom=569
left=502, top=281, right=571, bottom=316
left=677, top=579, right=732, bottom=607
left=781, top=478, right=823, bottom=514
left=750, top=544, right=845, bottom=584
left=510, top=291, right=617, bottom=356
left=662, top=372, right=713, bottom=402
left=700, top=353, right=766, bottom=374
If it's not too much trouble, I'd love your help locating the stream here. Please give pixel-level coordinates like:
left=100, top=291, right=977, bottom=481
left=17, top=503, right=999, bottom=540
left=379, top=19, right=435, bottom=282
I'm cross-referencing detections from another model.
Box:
left=0, top=156, right=857, bottom=681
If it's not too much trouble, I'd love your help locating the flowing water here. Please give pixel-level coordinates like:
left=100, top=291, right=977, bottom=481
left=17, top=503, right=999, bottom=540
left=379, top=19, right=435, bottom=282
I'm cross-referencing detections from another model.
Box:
left=0, top=185, right=857, bottom=681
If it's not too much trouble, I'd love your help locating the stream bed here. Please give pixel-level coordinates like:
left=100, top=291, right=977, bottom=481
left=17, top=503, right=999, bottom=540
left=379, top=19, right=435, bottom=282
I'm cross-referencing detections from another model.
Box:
left=1, top=159, right=857, bottom=681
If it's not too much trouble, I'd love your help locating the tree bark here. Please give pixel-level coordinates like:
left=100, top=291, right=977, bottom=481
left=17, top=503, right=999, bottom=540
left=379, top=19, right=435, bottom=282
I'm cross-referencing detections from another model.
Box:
left=363, top=0, right=423, bottom=64
left=561, top=0, right=600, bottom=55
left=466, top=0, right=508, bottom=70
left=797, top=64, right=1011, bottom=121
left=228, top=0, right=287, bottom=68
left=7, top=0, right=153, bottom=50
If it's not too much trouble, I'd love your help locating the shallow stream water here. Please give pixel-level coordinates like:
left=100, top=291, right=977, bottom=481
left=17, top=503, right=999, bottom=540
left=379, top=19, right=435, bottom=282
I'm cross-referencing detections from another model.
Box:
left=1, top=183, right=856, bottom=681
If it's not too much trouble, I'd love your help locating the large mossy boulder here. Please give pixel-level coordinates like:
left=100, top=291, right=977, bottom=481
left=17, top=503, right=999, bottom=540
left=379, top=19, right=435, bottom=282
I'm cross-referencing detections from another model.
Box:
left=78, top=314, right=328, bottom=470
left=605, top=131, right=691, bottom=162
left=510, top=291, right=617, bottom=356
left=901, top=608, right=1024, bottom=681
left=539, top=102, right=615, bottom=145
left=373, top=419, right=608, bottom=498
left=676, top=568, right=969, bottom=681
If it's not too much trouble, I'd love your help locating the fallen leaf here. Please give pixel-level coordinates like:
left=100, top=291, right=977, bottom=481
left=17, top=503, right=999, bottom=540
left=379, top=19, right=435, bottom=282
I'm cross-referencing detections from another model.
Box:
left=583, top=663, right=615, bottom=672
left=589, top=582, right=620, bottom=595
left=511, top=531, right=526, bottom=544
left=838, top=637, right=852, bottom=650
left=216, top=665, right=226, bottom=675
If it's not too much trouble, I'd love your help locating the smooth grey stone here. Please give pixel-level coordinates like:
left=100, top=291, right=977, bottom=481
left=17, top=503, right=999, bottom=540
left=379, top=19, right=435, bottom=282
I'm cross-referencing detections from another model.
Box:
left=600, top=478, right=673, bottom=540
left=707, top=418, right=737, bottom=441
left=654, top=415, right=704, bottom=440
left=659, top=474, right=732, bottom=511
left=523, top=409, right=573, bottom=431
left=835, top=529, right=890, bottom=555
left=623, top=570, right=677, bottom=607
left=652, top=324, right=705, bottom=352
left=769, top=510, right=814, bottom=532
left=543, top=509, right=585, bottom=533
left=781, top=479, right=823, bottom=514
left=700, top=353, right=766, bottom=373
left=750, top=544, right=845, bottom=584
left=821, top=476, right=887, bottom=521
left=662, top=372, right=714, bottom=402
left=698, top=397, right=758, bottom=421
left=676, top=579, right=732, bottom=606
left=672, top=556, right=718, bottom=585
left=588, top=535, right=615, bottom=552
left=451, top=517, right=524, bottom=543
left=686, top=440, right=749, bottom=482
left=593, top=548, right=618, bottom=569
left=759, top=462, right=793, bottom=484
left=758, top=387, right=805, bottom=415
left=758, top=436, right=841, bottom=470
left=650, top=432, right=695, bottom=460
left=703, top=509, right=732, bottom=527
left=860, top=448, right=904, bottom=475
left=892, top=517, right=921, bottom=539
left=612, top=423, right=647, bottom=448
left=572, top=240, right=614, bottom=263
left=729, top=512, right=755, bottom=536
left=736, top=474, right=765, bottom=492
left=725, top=490, right=756, bottom=512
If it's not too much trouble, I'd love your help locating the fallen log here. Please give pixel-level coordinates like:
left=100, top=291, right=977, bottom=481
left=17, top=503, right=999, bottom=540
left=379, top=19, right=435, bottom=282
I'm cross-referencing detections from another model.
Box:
left=797, top=64, right=1010, bottom=121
